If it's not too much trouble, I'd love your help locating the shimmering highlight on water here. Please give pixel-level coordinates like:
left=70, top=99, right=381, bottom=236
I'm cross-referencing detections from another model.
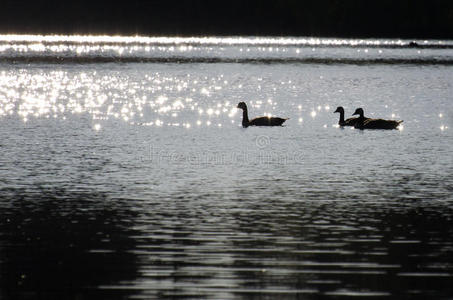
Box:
left=1, top=35, right=453, bottom=300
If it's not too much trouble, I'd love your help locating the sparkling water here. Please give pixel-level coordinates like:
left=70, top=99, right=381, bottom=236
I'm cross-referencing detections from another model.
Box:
left=1, top=35, right=452, bottom=299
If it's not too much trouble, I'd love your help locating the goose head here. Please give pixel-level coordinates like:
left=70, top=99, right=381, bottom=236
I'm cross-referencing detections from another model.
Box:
left=334, top=106, right=344, bottom=114
left=352, top=108, right=364, bottom=117
left=237, top=102, right=247, bottom=110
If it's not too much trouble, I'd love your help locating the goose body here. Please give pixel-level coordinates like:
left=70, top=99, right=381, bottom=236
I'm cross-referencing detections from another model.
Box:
left=237, top=102, right=288, bottom=128
left=334, top=106, right=360, bottom=126
left=352, top=108, right=403, bottom=130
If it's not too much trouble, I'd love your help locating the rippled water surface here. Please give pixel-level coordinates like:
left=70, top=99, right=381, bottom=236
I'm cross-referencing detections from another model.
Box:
left=1, top=36, right=453, bottom=299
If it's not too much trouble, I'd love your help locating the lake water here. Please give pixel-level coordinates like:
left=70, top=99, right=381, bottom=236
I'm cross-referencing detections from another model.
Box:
left=1, top=35, right=453, bottom=299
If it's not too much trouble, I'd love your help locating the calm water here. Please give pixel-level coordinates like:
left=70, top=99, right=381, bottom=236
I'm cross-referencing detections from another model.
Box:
left=1, top=35, right=453, bottom=299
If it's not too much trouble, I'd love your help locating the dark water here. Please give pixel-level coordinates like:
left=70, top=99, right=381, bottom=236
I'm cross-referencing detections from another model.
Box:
left=1, top=36, right=453, bottom=299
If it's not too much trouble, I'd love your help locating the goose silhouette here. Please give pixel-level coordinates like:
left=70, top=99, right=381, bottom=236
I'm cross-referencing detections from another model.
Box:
left=237, top=102, right=288, bottom=128
left=334, top=106, right=361, bottom=126
left=352, top=108, right=403, bottom=130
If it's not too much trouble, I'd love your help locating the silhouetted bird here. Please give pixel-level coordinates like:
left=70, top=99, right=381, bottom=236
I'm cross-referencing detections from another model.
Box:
left=334, top=106, right=361, bottom=126
left=352, top=108, right=403, bottom=130
left=237, top=102, right=288, bottom=128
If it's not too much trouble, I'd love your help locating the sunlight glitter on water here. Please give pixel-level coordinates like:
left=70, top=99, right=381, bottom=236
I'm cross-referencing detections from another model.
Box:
left=2, top=36, right=453, bottom=300
left=0, top=34, right=427, bottom=47
left=2, top=34, right=453, bottom=67
left=0, top=67, right=254, bottom=128
left=0, top=67, right=409, bottom=131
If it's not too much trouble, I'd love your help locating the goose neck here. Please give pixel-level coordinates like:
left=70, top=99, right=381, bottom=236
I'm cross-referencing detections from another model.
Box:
left=242, top=108, right=249, bottom=127
left=338, top=111, right=345, bottom=123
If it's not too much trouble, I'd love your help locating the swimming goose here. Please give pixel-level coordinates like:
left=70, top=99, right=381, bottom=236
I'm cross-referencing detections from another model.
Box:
left=352, top=108, right=403, bottom=130
left=334, top=106, right=360, bottom=126
left=237, top=102, right=288, bottom=128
